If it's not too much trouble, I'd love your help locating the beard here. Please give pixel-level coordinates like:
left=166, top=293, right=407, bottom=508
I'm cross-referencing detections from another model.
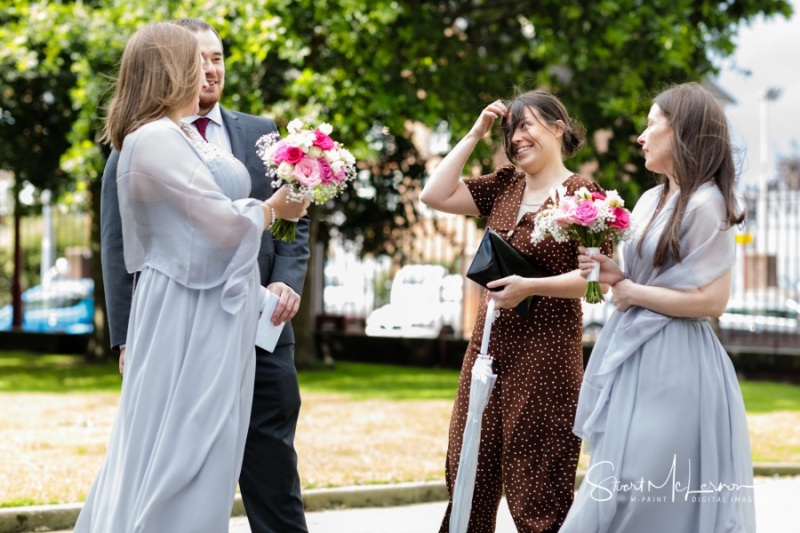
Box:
left=199, top=89, right=221, bottom=112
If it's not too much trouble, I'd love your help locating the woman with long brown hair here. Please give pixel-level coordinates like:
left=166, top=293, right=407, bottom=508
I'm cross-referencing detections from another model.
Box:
left=74, top=23, right=307, bottom=532
left=561, top=82, right=755, bottom=531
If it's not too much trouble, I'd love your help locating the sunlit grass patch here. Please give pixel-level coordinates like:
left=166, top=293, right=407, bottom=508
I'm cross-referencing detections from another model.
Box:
left=739, top=380, right=800, bottom=414
left=298, top=362, right=460, bottom=401
left=0, top=352, right=120, bottom=393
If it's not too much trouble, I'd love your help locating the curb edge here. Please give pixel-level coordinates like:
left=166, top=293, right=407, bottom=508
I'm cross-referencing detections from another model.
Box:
left=1, top=463, right=797, bottom=533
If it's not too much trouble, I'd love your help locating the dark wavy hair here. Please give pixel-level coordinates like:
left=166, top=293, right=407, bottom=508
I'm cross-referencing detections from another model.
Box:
left=499, top=89, right=585, bottom=163
left=638, top=82, right=745, bottom=267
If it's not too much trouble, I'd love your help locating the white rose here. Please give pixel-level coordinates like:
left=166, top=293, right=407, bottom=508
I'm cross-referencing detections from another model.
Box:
left=287, top=119, right=304, bottom=135
left=325, top=149, right=341, bottom=163
left=605, top=190, right=624, bottom=207
left=309, top=146, right=323, bottom=158
left=277, top=161, right=294, bottom=180
left=340, top=148, right=356, bottom=166
left=318, top=123, right=333, bottom=135
left=575, top=187, right=592, bottom=201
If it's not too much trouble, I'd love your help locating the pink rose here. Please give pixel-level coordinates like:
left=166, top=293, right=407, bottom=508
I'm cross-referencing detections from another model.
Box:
left=271, top=144, right=289, bottom=165
left=591, top=191, right=606, bottom=202
left=334, top=166, right=346, bottom=182
left=272, top=144, right=305, bottom=165
left=284, top=145, right=305, bottom=164
left=318, top=158, right=336, bottom=184
left=312, top=130, right=335, bottom=150
left=291, top=156, right=321, bottom=187
left=609, top=207, right=630, bottom=230
left=556, top=213, right=578, bottom=227
left=573, top=200, right=599, bottom=226
left=555, top=196, right=579, bottom=226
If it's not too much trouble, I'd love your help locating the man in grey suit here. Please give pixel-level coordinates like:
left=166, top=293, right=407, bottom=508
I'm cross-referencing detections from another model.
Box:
left=100, top=18, right=310, bottom=533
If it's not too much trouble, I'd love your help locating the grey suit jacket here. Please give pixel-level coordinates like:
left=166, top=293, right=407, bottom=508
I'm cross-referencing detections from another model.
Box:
left=100, top=107, right=311, bottom=351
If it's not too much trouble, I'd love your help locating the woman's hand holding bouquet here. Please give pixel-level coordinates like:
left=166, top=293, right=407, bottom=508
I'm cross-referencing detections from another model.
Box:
left=256, top=120, right=357, bottom=242
left=532, top=186, right=632, bottom=303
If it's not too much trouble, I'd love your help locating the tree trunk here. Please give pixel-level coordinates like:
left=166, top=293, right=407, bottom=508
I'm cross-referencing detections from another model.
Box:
left=293, top=206, right=326, bottom=369
left=11, top=187, right=23, bottom=329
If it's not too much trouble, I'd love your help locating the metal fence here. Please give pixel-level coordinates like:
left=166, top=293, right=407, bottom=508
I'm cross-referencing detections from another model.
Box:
left=572, top=190, right=800, bottom=353
left=719, top=189, right=800, bottom=354
left=325, top=191, right=800, bottom=352
left=0, top=201, right=93, bottom=333
left=0, top=190, right=797, bottom=351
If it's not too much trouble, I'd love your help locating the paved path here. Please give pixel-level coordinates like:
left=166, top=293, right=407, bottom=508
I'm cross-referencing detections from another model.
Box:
left=46, top=476, right=800, bottom=532
left=227, top=499, right=515, bottom=532
left=232, top=477, right=797, bottom=533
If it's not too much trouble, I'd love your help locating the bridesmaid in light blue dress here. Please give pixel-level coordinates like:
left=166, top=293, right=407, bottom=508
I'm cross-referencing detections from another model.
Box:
left=74, top=23, right=307, bottom=532
left=561, top=82, right=755, bottom=532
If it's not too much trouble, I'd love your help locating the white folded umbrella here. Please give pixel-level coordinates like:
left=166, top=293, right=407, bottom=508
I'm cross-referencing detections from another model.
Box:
left=449, top=298, right=498, bottom=533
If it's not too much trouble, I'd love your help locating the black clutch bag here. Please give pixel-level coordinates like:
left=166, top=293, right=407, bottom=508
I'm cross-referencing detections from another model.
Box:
left=466, top=228, right=549, bottom=319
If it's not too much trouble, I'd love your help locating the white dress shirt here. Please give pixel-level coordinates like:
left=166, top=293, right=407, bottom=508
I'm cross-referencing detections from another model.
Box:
left=183, top=103, right=233, bottom=154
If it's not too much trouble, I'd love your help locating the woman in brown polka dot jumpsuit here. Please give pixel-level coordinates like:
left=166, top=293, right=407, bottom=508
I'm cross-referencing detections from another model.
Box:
left=420, top=90, right=612, bottom=533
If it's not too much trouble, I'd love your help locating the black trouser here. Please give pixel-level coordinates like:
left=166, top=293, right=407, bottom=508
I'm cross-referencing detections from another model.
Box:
left=239, top=344, right=308, bottom=533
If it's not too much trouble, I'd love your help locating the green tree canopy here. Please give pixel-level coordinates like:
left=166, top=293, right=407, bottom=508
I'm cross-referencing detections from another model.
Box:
left=0, top=0, right=792, bottom=354
left=2, top=0, right=793, bottom=228
left=0, top=1, right=82, bottom=200
left=241, top=0, right=792, bottom=253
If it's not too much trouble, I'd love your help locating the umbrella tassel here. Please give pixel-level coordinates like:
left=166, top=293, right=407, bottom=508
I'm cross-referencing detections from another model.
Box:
left=480, top=298, right=497, bottom=355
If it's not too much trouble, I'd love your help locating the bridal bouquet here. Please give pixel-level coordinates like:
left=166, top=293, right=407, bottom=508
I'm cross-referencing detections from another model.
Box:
left=256, top=119, right=357, bottom=242
left=531, top=186, right=632, bottom=303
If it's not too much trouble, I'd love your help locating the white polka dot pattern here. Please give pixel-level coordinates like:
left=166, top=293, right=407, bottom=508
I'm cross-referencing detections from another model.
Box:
left=438, top=165, right=612, bottom=533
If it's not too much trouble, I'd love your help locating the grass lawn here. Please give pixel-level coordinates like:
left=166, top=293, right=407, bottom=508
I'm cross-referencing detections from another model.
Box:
left=738, top=380, right=800, bottom=413
left=0, top=353, right=123, bottom=393
left=0, top=351, right=798, bottom=507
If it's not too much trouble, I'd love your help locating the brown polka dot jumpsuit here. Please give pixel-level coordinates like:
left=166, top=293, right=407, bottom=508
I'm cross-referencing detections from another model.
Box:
left=439, top=165, right=612, bottom=533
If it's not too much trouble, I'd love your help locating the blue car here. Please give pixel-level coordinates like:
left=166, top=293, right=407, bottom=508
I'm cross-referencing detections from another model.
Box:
left=0, top=279, right=94, bottom=334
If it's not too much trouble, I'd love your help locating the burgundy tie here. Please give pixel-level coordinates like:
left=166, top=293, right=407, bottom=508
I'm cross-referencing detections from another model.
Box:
left=194, top=117, right=211, bottom=142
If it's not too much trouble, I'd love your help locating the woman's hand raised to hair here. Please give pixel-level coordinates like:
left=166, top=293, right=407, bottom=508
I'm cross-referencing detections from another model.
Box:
left=466, top=100, right=508, bottom=140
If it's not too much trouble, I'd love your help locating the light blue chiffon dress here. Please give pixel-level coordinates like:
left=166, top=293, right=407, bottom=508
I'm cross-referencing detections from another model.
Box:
left=74, top=117, right=264, bottom=532
left=560, top=183, right=756, bottom=532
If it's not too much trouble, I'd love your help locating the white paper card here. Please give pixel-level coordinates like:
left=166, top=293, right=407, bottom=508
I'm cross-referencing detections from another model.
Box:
left=255, top=290, right=285, bottom=352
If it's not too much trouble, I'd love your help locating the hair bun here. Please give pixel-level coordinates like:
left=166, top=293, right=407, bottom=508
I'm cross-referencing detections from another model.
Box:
left=562, top=118, right=586, bottom=158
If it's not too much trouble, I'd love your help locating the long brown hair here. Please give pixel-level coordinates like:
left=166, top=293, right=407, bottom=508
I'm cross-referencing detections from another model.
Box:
left=638, top=82, right=745, bottom=267
left=499, top=89, right=585, bottom=163
left=101, top=23, right=201, bottom=150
